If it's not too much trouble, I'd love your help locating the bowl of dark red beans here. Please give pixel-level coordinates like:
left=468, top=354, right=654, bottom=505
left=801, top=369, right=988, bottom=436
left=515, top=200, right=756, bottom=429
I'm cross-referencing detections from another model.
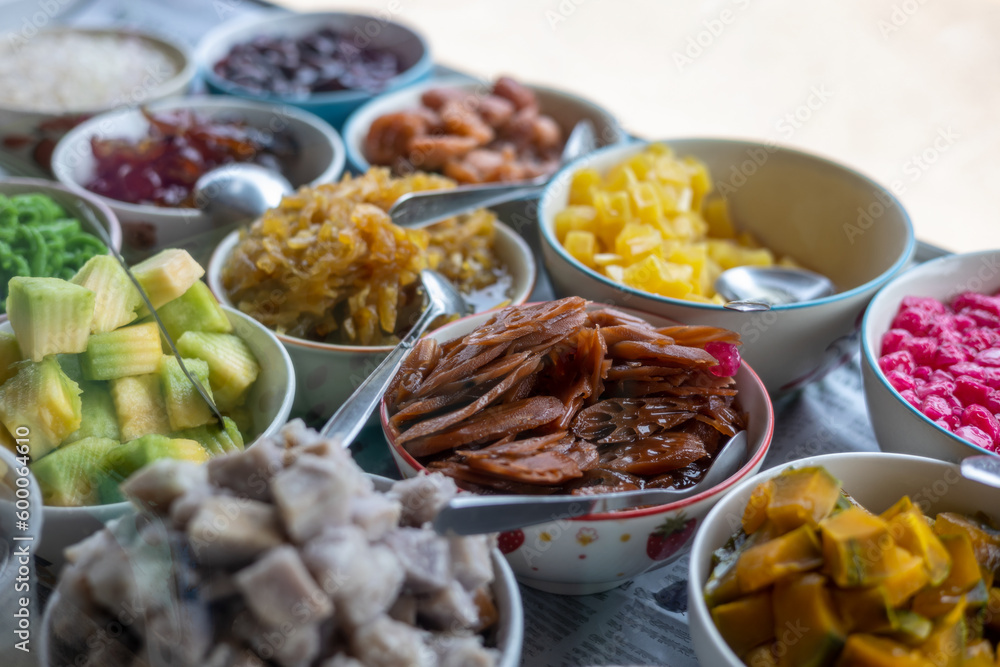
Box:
left=862, top=249, right=1000, bottom=462
left=195, top=10, right=434, bottom=128
left=49, top=96, right=345, bottom=264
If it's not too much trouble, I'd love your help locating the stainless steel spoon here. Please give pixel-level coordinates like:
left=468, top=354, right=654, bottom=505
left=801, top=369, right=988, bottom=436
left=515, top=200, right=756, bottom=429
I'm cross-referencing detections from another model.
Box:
left=387, top=119, right=598, bottom=229
left=960, top=454, right=1000, bottom=488
left=319, top=269, right=470, bottom=448
left=192, top=163, right=293, bottom=226
left=715, top=266, right=836, bottom=312
left=431, top=431, right=749, bottom=536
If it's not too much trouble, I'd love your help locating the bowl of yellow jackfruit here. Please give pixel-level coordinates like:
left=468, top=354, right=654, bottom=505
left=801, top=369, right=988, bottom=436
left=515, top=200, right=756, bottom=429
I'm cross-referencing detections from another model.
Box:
left=538, top=139, right=915, bottom=394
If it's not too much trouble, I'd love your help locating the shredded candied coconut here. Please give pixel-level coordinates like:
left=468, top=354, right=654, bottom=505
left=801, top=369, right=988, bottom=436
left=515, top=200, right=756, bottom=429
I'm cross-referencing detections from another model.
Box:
left=221, top=168, right=510, bottom=346
left=0, top=32, right=180, bottom=113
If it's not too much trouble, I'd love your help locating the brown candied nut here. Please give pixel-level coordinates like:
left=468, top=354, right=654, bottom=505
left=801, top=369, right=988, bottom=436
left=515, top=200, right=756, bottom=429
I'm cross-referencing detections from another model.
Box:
left=420, top=86, right=471, bottom=110
left=364, top=111, right=431, bottom=165
left=443, top=148, right=507, bottom=184
left=493, top=75, right=538, bottom=110
left=531, top=115, right=563, bottom=150
left=500, top=107, right=539, bottom=149
left=440, top=100, right=494, bottom=144
left=406, top=135, right=479, bottom=170
left=477, top=94, right=516, bottom=127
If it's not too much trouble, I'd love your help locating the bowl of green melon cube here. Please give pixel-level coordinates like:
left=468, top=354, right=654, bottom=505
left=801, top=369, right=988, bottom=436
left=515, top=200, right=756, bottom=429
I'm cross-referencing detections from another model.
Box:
left=0, top=248, right=295, bottom=568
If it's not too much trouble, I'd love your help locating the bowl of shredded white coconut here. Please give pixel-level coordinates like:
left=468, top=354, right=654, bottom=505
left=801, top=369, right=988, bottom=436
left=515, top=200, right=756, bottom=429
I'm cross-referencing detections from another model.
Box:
left=0, top=26, right=195, bottom=172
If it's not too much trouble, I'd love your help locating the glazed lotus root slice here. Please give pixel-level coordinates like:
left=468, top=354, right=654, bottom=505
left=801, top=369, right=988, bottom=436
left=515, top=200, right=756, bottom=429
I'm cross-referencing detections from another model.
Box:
left=571, top=398, right=698, bottom=443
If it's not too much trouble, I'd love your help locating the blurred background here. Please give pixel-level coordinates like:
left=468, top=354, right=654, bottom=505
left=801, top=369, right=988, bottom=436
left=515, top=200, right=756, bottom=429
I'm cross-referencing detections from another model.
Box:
left=276, top=0, right=1000, bottom=255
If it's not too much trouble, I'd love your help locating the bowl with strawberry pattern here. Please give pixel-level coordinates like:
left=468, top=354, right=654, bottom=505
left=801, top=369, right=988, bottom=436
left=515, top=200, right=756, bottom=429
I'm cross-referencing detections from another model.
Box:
left=863, top=249, right=1000, bottom=463
left=380, top=301, right=774, bottom=595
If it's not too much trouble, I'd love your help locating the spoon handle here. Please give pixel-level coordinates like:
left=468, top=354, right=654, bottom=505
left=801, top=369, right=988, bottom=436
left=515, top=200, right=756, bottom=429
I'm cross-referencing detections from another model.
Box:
left=432, top=488, right=689, bottom=536
left=389, top=181, right=543, bottom=228
left=319, top=295, right=446, bottom=447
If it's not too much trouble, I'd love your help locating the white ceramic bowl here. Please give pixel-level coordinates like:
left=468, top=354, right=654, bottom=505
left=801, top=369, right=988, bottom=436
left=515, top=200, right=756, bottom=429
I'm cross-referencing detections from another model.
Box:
left=862, top=249, right=1000, bottom=462
left=688, top=451, right=997, bottom=666
left=40, top=474, right=523, bottom=667
left=49, top=96, right=346, bottom=264
left=11, top=306, right=295, bottom=569
left=0, top=27, right=195, bottom=173
left=538, top=139, right=916, bottom=394
left=381, top=304, right=775, bottom=595
left=342, top=75, right=626, bottom=174
left=208, top=218, right=537, bottom=421
left=195, top=10, right=434, bottom=129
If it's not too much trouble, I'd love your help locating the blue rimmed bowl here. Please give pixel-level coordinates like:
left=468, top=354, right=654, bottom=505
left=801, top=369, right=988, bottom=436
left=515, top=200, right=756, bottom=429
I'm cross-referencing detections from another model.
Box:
left=537, top=138, right=916, bottom=394
left=195, top=10, right=433, bottom=129
left=862, top=249, right=1000, bottom=462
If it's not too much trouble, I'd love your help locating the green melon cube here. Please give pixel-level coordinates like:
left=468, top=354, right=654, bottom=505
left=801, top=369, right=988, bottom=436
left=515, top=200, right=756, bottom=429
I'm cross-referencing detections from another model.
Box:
left=30, top=436, right=119, bottom=506
left=7, top=277, right=95, bottom=361
left=104, top=433, right=208, bottom=480
left=81, top=322, right=163, bottom=381
left=130, top=248, right=204, bottom=311
left=159, top=356, right=215, bottom=430
left=174, top=416, right=244, bottom=457
left=0, top=331, right=21, bottom=387
left=176, top=331, right=260, bottom=411
left=63, top=382, right=120, bottom=444
left=0, top=357, right=82, bottom=458
left=155, top=282, right=231, bottom=342
left=71, top=255, right=143, bottom=333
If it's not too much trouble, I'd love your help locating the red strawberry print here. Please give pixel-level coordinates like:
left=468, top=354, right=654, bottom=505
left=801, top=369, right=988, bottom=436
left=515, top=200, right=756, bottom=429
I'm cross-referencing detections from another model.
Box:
left=646, top=515, right=696, bottom=561
left=497, top=530, right=525, bottom=554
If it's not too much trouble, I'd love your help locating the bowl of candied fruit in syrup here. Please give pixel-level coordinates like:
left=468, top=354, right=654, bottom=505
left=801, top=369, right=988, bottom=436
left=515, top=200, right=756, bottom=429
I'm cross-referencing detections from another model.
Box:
left=380, top=297, right=774, bottom=594
left=341, top=75, right=625, bottom=180
left=195, top=11, right=434, bottom=128
left=538, top=139, right=916, bottom=394
left=862, top=249, right=1000, bottom=463
left=50, top=97, right=345, bottom=263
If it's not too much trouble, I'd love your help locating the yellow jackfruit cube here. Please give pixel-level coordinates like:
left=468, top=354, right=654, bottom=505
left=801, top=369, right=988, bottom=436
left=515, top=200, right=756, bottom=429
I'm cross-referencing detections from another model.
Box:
left=594, top=190, right=633, bottom=248
left=623, top=256, right=693, bottom=299
left=625, top=153, right=654, bottom=180
left=604, top=264, right=625, bottom=283
left=593, top=253, right=624, bottom=267
left=666, top=242, right=709, bottom=295
left=555, top=206, right=598, bottom=242
left=564, top=231, right=597, bottom=268
left=629, top=182, right=663, bottom=226
left=606, top=164, right=638, bottom=191
left=683, top=156, right=711, bottom=210
left=662, top=212, right=706, bottom=241
left=704, top=197, right=736, bottom=239
left=569, top=168, right=602, bottom=206
left=615, top=223, right=663, bottom=263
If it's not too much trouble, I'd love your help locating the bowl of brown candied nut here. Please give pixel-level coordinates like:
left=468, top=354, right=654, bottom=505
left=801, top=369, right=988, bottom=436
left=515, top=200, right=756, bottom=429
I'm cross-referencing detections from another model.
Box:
left=41, top=420, right=524, bottom=667
left=207, top=168, right=536, bottom=420
left=342, top=75, right=625, bottom=180
left=380, top=297, right=774, bottom=595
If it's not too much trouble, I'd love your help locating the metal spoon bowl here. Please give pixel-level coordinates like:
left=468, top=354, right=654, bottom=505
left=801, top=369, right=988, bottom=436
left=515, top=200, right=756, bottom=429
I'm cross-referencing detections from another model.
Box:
left=715, top=266, right=836, bottom=310
left=319, top=269, right=470, bottom=448
left=193, top=163, right=293, bottom=227
left=431, top=431, right=749, bottom=536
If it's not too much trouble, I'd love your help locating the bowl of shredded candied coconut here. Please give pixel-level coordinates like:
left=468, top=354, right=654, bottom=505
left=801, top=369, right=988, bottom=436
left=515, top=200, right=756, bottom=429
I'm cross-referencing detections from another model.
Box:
left=0, top=27, right=195, bottom=171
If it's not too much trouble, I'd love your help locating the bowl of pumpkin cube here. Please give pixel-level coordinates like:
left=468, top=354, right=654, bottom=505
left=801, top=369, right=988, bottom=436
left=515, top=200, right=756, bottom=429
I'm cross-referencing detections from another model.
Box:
left=537, top=139, right=916, bottom=394
left=0, top=248, right=294, bottom=568
left=687, top=451, right=1000, bottom=666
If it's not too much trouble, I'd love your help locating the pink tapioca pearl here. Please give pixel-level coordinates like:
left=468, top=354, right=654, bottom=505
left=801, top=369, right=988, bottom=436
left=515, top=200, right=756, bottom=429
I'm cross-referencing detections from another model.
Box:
left=921, top=395, right=954, bottom=421
left=975, top=348, right=1000, bottom=367
left=901, top=296, right=947, bottom=314
left=904, top=337, right=938, bottom=366
left=954, top=376, right=992, bottom=407
left=915, top=381, right=957, bottom=401
left=899, top=389, right=920, bottom=407
left=928, top=368, right=955, bottom=383
left=964, top=327, right=1000, bottom=352
left=935, top=414, right=961, bottom=432
left=933, top=343, right=970, bottom=369
left=912, top=366, right=932, bottom=382
left=961, top=404, right=1000, bottom=444
left=892, top=308, right=935, bottom=336
left=704, top=341, right=740, bottom=377
left=953, top=292, right=1000, bottom=318
left=955, top=424, right=995, bottom=451
left=961, top=308, right=1000, bottom=328
left=881, top=329, right=911, bottom=355
left=986, top=391, right=1000, bottom=414
left=884, top=370, right=915, bottom=393
left=879, top=350, right=915, bottom=375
